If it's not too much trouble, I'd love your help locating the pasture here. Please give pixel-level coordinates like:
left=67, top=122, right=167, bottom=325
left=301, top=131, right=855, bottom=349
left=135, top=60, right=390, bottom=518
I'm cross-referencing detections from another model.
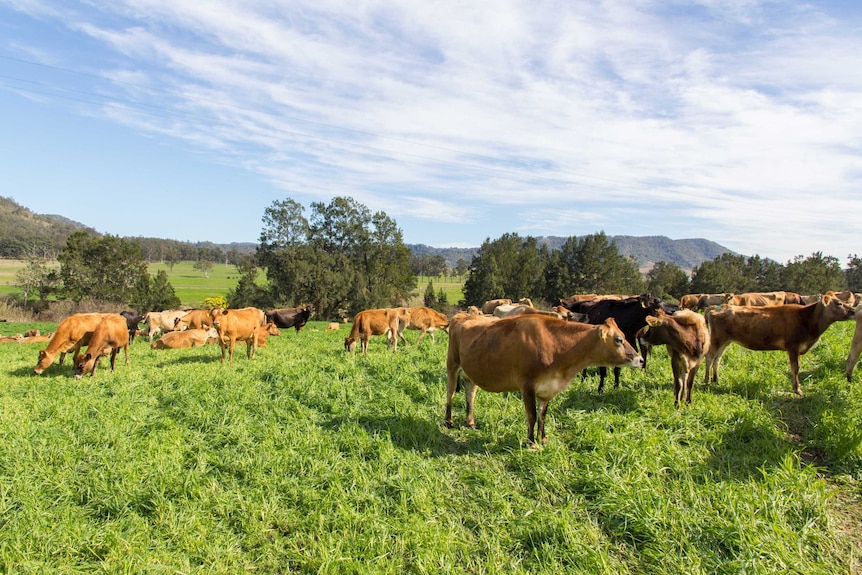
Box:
left=1, top=318, right=861, bottom=573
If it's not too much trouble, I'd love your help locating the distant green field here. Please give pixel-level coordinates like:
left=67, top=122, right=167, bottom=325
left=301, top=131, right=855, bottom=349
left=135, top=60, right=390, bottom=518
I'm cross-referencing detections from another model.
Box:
left=0, top=260, right=466, bottom=308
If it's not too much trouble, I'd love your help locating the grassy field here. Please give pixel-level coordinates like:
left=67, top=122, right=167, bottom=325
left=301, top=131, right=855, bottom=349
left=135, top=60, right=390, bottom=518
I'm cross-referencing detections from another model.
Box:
left=0, top=260, right=465, bottom=308
left=1, top=316, right=861, bottom=573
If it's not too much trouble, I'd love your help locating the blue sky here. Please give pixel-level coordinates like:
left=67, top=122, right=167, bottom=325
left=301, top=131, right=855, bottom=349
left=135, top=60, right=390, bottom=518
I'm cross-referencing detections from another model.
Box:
left=1, top=1, right=861, bottom=264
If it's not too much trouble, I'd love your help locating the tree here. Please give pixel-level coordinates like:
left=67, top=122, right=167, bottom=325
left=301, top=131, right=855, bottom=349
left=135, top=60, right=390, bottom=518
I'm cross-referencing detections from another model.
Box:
left=847, top=255, right=862, bottom=293
left=227, top=256, right=271, bottom=309
left=257, top=196, right=415, bottom=318
left=57, top=231, right=149, bottom=303
left=781, top=252, right=845, bottom=294
left=193, top=258, right=214, bottom=278
left=128, top=269, right=180, bottom=312
left=15, top=254, right=57, bottom=308
left=542, top=233, right=643, bottom=302
left=690, top=253, right=751, bottom=294
left=645, top=261, right=690, bottom=301
left=461, top=233, right=547, bottom=307
left=424, top=281, right=439, bottom=310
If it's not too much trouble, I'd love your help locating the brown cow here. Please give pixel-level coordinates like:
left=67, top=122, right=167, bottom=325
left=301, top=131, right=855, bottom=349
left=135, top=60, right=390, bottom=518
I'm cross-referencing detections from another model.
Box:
left=401, top=307, right=450, bottom=343
left=255, top=322, right=281, bottom=347
left=0, top=334, right=23, bottom=343
left=481, top=298, right=513, bottom=315
left=210, top=307, right=266, bottom=364
left=845, top=305, right=862, bottom=382
left=151, top=328, right=219, bottom=349
left=639, top=310, right=710, bottom=406
left=143, top=310, right=188, bottom=341
left=696, top=293, right=733, bottom=311
left=704, top=293, right=856, bottom=395
left=445, top=313, right=643, bottom=446
left=726, top=291, right=786, bottom=306
left=18, top=333, right=54, bottom=344
left=72, top=314, right=130, bottom=378
left=344, top=308, right=410, bottom=354
left=173, top=309, right=214, bottom=330
left=679, top=294, right=702, bottom=310
left=325, top=322, right=341, bottom=331
left=34, top=313, right=111, bottom=374
left=826, top=290, right=856, bottom=307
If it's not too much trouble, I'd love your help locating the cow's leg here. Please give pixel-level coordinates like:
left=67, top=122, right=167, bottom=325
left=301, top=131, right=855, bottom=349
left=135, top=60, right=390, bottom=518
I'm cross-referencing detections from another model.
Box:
left=597, top=367, right=607, bottom=393
left=612, top=367, right=621, bottom=389
left=521, top=386, right=538, bottom=446
left=58, top=352, right=66, bottom=367
left=537, top=399, right=550, bottom=445
left=445, top=365, right=460, bottom=428
left=109, top=348, right=118, bottom=371
left=704, top=340, right=729, bottom=384
left=846, top=324, right=862, bottom=382
left=789, top=351, right=802, bottom=396
left=464, top=380, right=479, bottom=429
left=123, top=344, right=129, bottom=365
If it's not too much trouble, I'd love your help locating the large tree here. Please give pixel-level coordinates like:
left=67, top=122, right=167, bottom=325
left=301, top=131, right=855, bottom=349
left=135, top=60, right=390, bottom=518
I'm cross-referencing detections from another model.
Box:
left=781, top=252, right=845, bottom=294
left=257, top=196, right=414, bottom=318
left=461, top=233, right=547, bottom=307
left=645, top=261, right=690, bottom=301
left=57, top=231, right=150, bottom=303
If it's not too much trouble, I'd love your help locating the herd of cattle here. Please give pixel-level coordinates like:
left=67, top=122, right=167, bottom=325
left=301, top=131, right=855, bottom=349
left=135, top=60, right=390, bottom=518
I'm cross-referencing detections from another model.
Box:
left=15, top=288, right=862, bottom=446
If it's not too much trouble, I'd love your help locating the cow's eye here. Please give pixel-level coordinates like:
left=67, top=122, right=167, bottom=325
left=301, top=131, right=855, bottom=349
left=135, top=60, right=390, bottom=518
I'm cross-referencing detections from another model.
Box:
left=615, top=335, right=623, bottom=345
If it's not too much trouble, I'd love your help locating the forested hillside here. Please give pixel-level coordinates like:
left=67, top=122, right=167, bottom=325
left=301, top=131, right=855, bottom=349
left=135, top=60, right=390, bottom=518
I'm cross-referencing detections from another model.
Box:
left=1, top=196, right=734, bottom=270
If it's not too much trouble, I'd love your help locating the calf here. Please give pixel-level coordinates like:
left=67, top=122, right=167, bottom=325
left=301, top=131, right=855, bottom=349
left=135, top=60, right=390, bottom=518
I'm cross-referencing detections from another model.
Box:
left=73, top=314, right=130, bottom=378
left=120, top=311, right=146, bottom=343
left=173, top=309, right=213, bottom=330
left=402, top=307, right=449, bottom=343
left=344, top=308, right=410, bottom=354
left=210, top=307, right=266, bottom=364
left=446, top=313, right=642, bottom=446
left=705, top=293, right=856, bottom=395
left=151, top=328, right=219, bottom=349
left=639, top=310, right=710, bottom=406
left=845, top=305, right=862, bottom=382
left=255, top=322, right=281, bottom=347
left=34, top=313, right=111, bottom=374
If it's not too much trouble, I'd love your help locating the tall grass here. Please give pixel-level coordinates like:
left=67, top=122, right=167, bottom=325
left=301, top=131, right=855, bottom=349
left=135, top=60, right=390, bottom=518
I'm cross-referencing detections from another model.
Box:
left=0, top=319, right=860, bottom=573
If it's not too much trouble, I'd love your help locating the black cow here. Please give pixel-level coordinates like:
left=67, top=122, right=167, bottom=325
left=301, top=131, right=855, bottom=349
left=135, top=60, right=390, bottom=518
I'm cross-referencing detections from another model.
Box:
left=265, top=305, right=314, bottom=332
left=580, top=293, right=663, bottom=392
left=120, top=310, right=145, bottom=343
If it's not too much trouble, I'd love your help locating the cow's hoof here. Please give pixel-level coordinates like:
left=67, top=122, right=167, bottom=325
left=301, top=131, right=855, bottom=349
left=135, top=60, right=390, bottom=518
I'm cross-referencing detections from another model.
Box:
left=445, top=421, right=454, bottom=429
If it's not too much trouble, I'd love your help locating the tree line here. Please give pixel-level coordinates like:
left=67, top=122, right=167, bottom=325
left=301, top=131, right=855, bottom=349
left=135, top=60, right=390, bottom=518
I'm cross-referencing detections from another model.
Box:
left=11, top=195, right=862, bottom=319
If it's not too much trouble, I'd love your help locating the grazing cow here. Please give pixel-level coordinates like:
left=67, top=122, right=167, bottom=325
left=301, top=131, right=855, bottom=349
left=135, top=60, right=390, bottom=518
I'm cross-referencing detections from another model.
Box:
left=344, top=308, right=410, bottom=354
left=325, top=322, right=340, bottom=331
left=173, top=309, right=213, bottom=331
left=120, top=311, right=145, bottom=343
left=265, top=305, right=314, bottom=332
left=696, top=293, right=734, bottom=311
left=726, top=292, right=787, bottom=307
left=481, top=298, right=513, bottom=315
left=639, top=310, right=710, bottom=406
left=402, top=307, right=450, bottom=343
left=580, top=293, right=663, bottom=392
left=845, top=305, right=862, bottom=382
left=255, top=322, right=281, bottom=347
left=34, top=313, right=111, bottom=374
left=704, top=293, right=856, bottom=395
left=209, top=307, right=266, bottom=364
left=72, top=314, right=130, bottom=378
left=143, top=310, right=188, bottom=342
left=679, top=294, right=702, bottom=310
left=445, top=313, right=643, bottom=446
left=151, top=328, right=219, bottom=349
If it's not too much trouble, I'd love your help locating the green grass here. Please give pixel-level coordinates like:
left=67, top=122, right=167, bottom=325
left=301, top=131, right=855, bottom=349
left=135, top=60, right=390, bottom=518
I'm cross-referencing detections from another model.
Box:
left=0, top=318, right=860, bottom=573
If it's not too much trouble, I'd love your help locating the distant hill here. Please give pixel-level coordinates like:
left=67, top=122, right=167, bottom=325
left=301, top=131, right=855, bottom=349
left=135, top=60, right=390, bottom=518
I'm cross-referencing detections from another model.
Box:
left=410, top=235, right=735, bottom=273
left=1, top=196, right=734, bottom=271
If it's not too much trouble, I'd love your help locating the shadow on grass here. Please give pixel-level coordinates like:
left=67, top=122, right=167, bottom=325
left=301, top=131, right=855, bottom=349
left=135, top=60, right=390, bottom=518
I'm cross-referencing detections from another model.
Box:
left=323, top=413, right=520, bottom=457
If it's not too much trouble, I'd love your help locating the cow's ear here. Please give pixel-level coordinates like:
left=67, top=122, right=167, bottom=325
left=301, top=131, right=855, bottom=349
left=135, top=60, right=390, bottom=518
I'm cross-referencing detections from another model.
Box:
left=820, top=293, right=832, bottom=306
left=646, top=315, right=661, bottom=327
left=84, top=353, right=92, bottom=361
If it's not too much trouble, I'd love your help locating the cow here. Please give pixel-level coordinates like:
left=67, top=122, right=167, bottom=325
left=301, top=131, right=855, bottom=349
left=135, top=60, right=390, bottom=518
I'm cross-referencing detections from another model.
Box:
left=726, top=292, right=787, bottom=307
left=265, top=305, right=314, bottom=332
left=173, top=309, right=214, bottom=331
left=151, top=328, right=219, bottom=349
left=826, top=290, right=857, bottom=308
left=255, top=322, right=281, bottom=347
left=0, top=334, right=23, bottom=343
left=579, top=293, right=663, bottom=392
left=783, top=292, right=805, bottom=305
left=142, top=310, right=188, bottom=342
left=445, top=313, right=643, bottom=446
left=704, top=293, right=856, bottom=395
left=18, top=333, right=54, bottom=344
left=554, top=294, right=599, bottom=310
left=696, top=293, right=734, bottom=311
left=401, top=307, right=450, bottom=343
left=679, top=294, right=702, bottom=310
left=325, top=322, right=341, bottom=331
left=638, top=310, right=710, bottom=406
left=209, top=307, right=266, bottom=363
left=344, top=308, right=410, bottom=354
left=494, top=305, right=566, bottom=320
left=34, top=313, right=111, bottom=374
left=72, top=314, right=130, bottom=378
left=481, top=298, right=513, bottom=315
left=845, top=305, right=862, bottom=382
left=119, top=311, right=145, bottom=343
